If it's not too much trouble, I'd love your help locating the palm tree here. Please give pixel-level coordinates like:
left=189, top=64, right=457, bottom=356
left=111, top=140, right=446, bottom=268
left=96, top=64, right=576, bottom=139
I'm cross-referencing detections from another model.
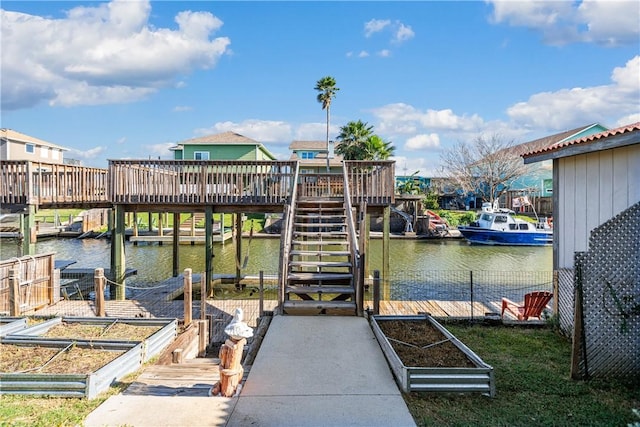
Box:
left=314, top=76, right=339, bottom=171
left=336, top=120, right=394, bottom=160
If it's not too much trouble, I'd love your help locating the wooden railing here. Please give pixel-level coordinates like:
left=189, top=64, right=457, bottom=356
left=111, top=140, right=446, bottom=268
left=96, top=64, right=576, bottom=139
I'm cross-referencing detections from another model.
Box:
left=109, top=160, right=297, bottom=205
left=343, top=165, right=362, bottom=315
left=345, top=161, right=395, bottom=205
left=0, top=253, right=56, bottom=315
left=1, top=159, right=395, bottom=208
left=0, top=161, right=109, bottom=207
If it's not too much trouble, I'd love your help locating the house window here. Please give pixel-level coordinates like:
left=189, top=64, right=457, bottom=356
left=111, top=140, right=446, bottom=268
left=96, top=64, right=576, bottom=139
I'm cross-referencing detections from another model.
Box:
left=300, top=151, right=316, bottom=159
left=194, top=151, right=209, bottom=160
left=25, top=143, right=35, bottom=154
left=41, top=146, right=48, bottom=158
left=51, top=150, right=59, bottom=160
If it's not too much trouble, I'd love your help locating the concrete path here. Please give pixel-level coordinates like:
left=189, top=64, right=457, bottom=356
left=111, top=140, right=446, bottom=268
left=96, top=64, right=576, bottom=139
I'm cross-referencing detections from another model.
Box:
left=84, top=315, right=416, bottom=427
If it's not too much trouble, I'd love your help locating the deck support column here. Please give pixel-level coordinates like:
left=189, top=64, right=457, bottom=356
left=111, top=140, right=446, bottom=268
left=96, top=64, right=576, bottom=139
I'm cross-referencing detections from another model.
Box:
left=205, top=206, right=214, bottom=298
left=235, top=213, right=243, bottom=286
left=364, top=211, right=371, bottom=279
left=382, top=205, right=390, bottom=301
left=19, top=205, right=36, bottom=256
left=172, top=212, right=180, bottom=277
left=111, top=205, right=126, bottom=300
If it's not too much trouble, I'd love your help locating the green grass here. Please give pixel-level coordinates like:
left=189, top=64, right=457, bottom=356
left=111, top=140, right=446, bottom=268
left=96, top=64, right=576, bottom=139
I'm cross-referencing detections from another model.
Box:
left=0, top=376, right=133, bottom=427
left=404, top=324, right=640, bottom=426
left=34, top=209, right=82, bottom=224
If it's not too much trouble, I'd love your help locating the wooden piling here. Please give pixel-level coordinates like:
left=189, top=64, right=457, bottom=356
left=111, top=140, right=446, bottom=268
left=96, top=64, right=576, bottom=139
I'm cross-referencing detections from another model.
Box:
left=184, top=268, right=192, bottom=327
left=9, top=268, right=20, bottom=316
left=94, top=268, right=105, bottom=317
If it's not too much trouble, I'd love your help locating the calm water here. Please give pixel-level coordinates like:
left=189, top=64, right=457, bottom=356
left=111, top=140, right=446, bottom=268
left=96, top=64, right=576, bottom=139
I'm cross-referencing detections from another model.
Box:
left=0, top=236, right=552, bottom=285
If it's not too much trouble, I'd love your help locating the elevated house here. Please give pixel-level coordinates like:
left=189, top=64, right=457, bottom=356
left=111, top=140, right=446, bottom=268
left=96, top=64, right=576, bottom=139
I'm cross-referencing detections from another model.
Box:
left=170, top=131, right=276, bottom=161
left=289, top=140, right=342, bottom=173
left=1, top=128, right=68, bottom=165
left=523, top=122, right=640, bottom=380
left=500, top=123, right=608, bottom=215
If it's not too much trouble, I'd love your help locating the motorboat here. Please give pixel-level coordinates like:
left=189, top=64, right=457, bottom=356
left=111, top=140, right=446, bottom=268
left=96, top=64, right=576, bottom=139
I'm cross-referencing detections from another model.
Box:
left=457, top=203, right=552, bottom=246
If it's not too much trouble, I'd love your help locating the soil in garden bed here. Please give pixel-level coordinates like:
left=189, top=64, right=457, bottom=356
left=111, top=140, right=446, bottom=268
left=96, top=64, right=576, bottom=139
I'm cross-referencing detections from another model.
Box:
left=377, top=320, right=475, bottom=368
left=43, top=322, right=161, bottom=341
left=0, top=344, right=123, bottom=374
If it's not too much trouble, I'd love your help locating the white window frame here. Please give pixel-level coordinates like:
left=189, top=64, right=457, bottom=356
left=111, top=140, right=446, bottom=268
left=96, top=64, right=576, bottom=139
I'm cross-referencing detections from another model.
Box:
left=25, top=143, right=35, bottom=154
left=40, top=146, right=48, bottom=158
left=194, top=151, right=210, bottom=160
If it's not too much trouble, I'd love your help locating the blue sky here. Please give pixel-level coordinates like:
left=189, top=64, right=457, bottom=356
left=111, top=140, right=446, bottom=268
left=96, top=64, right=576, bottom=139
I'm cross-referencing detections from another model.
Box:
left=1, top=1, right=639, bottom=174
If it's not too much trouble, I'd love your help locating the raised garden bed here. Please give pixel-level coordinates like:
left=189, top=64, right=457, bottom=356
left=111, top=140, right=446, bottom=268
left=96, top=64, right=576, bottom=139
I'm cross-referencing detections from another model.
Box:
left=0, top=317, right=27, bottom=337
left=371, top=314, right=495, bottom=396
left=0, top=317, right=178, bottom=398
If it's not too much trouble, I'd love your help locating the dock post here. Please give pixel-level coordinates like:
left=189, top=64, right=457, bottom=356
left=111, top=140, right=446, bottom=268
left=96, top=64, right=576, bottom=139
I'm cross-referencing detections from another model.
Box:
left=184, top=268, right=193, bottom=327
left=111, top=205, right=126, bottom=300
left=94, top=268, right=105, bottom=317
left=172, top=212, right=180, bottom=277
left=20, top=205, right=36, bottom=256
left=205, top=206, right=213, bottom=297
left=235, top=213, right=243, bottom=287
left=382, top=206, right=391, bottom=301
left=373, top=270, right=380, bottom=315
left=9, top=268, right=20, bottom=316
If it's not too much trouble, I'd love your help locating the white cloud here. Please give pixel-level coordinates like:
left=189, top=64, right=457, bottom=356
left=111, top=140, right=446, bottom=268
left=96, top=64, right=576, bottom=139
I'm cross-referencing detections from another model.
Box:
left=364, top=19, right=390, bottom=37
left=507, top=56, right=640, bottom=129
left=196, top=119, right=293, bottom=144
left=488, top=0, right=639, bottom=46
left=1, top=0, right=231, bottom=110
left=145, top=142, right=175, bottom=158
left=116, top=137, right=126, bottom=145
left=68, top=146, right=107, bottom=159
left=358, top=51, right=370, bottom=58
left=377, top=49, right=391, bottom=57
left=294, top=123, right=339, bottom=141
left=394, top=23, right=415, bottom=43
left=405, top=133, right=440, bottom=150
left=173, top=105, right=193, bottom=112
left=372, top=103, right=485, bottom=134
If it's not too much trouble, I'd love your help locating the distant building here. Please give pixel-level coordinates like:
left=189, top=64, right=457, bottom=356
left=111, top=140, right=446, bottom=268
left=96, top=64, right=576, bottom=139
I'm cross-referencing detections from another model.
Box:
left=170, top=131, right=276, bottom=161
left=0, top=128, right=68, bottom=165
left=289, top=140, right=342, bottom=173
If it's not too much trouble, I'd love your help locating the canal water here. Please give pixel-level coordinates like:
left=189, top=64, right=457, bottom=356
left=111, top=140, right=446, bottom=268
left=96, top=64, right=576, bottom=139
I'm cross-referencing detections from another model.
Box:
left=0, top=235, right=552, bottom=285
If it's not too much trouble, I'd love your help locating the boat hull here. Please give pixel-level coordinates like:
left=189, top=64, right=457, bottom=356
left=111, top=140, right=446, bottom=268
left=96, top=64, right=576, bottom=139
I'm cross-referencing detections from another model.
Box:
left=457, top=226, right=552, bottom=246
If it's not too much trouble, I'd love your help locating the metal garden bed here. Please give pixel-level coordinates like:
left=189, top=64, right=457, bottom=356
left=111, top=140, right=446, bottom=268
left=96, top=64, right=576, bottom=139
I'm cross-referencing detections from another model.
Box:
left=0, top=317, right=177, bottom=398
left=0, top=317, right=27, bottom=337
left=370, top=314, right=495, bottom=396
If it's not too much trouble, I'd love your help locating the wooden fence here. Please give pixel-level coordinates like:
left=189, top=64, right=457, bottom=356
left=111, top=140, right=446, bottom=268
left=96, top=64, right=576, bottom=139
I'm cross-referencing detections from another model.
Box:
left=0, top=253, right=56, bottom=315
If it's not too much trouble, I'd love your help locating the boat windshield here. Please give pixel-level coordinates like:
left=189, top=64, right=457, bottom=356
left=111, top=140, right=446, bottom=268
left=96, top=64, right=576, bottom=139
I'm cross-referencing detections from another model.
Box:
left=494, top=215, right=508, bottom=223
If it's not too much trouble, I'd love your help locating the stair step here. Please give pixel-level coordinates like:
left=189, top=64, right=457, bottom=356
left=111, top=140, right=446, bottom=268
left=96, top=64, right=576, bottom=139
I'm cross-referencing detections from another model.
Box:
left=286, top=285, right=355, bottom=295
left=296, top=213, right=345, bottom=218
left=290, top=250, right=351, bottom=257
left=288, top=272, right=353, bottom=281
left=290, top=261, right=352, bottom=268
left=294, top=222, right=345, bottom=228
left=294, top=231, right=348, bottom=237
left=292, top=240, right=349, bottom=246
left=283, top=300, right=357, bottom=316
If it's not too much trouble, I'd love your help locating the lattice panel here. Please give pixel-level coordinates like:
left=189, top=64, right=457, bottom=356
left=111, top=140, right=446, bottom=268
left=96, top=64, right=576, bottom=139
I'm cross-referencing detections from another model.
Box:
left=557, top=268, right=575, bottom=336
left=575, top=202, right=640, bottom=379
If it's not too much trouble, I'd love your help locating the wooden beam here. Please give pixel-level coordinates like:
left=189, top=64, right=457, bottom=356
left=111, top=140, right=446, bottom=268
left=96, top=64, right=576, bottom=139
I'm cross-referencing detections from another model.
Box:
left=111, top=205, right=126, bottom=300
left=172, top=212, right=180, bottom=277
left=382, top=206, right=390, bottom=301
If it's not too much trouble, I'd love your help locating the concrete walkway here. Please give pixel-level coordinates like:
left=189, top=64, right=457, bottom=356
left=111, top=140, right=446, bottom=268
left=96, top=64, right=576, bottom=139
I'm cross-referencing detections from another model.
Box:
left=84, top=315, right=416, bottom=427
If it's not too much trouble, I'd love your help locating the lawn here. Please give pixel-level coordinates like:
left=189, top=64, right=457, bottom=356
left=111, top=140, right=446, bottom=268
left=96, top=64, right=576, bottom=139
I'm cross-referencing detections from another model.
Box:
left=403, top=323, right=640, bottom=426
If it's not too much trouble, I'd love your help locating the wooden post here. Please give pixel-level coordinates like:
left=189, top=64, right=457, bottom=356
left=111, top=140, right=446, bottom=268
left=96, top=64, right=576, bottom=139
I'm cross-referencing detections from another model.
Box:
left=259, top=271, right=264, bottom=318
left=172, top=212, right=180, bottom=277
left=94, top=268, right=105, bottom=317
left=382, top=205, right=391, bottom=301
left=184, top=268, right=193, bottom=327
left=200, top=273, right=207, bottom=320
left=235, top=213, right=242, bottom=285
left=158, top=213, right=164, bottom=238
left=373, top=270, right=380, bottom=315
left=215, top=338, right=246, bottom=397
left=198, top=320, right=207, bottom=357
left=9, top=268, right=20, bottom=316
left=205, top=206, right=213, bottom=298
left=21, top=205, right=36, bottom=256
left=111, top=205, right=126, bottom=300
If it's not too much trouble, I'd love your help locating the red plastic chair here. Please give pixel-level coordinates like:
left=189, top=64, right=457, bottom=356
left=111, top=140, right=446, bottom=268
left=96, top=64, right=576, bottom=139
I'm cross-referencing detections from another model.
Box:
left=501, top=291, right=553, bottom=320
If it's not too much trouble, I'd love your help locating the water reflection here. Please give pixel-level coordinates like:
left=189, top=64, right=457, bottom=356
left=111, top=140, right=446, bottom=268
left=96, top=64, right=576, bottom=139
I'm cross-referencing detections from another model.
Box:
left=1, top=236, right=552, bottom=285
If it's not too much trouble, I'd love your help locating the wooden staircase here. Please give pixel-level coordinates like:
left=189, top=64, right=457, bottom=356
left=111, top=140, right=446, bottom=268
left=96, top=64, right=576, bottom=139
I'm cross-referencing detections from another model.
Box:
left=282, top=198, right=359, bottom=315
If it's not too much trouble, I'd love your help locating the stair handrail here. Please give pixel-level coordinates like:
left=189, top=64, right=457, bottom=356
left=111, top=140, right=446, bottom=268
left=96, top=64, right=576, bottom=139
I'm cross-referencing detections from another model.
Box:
left=278, top=161, right=300, bottom=310
left=342, top=164, right=362, bottom=314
